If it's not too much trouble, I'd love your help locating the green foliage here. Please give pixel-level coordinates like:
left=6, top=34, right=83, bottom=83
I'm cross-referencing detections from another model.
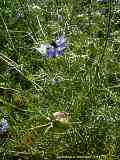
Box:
left=0, top=0, right=120, bottom=159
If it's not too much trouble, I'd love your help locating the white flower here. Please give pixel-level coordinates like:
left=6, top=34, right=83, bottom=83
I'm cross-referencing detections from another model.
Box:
left=35, top=44, right=48, bottom=56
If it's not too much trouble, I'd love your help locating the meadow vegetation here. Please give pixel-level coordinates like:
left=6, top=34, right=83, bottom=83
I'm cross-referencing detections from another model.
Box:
left=0, top=0, right=120, bottom=159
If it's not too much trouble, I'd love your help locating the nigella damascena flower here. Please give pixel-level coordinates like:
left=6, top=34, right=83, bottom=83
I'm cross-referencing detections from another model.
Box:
left=47, top=36, right=67, bottom=58
left=0, top=118, right=9, bottom=134
left=97, top=0, right=109, bottom=3
left=35, top=36, right=68, bottom=58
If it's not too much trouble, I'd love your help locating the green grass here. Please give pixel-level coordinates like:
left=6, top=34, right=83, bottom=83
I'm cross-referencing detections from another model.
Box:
left=0, top=0, right=120, bottom=159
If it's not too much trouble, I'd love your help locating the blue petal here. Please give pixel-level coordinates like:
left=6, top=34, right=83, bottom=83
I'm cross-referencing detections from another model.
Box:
left=97, top=0, right=109, bottom=3
left=47, top=36, right=67, bottom=58
left=47, top=48, right=56, bottom=58
left=47, top=47, right=65, bottom=58
left=0, top=118, right=9, bottom=133
left=56, top=47, right=66, bottom=56
left=55, top=36, right=67, bottom=47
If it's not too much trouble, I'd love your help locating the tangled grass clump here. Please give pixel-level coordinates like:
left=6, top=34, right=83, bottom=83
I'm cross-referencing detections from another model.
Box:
left=0, top=0, right=120, bottom=159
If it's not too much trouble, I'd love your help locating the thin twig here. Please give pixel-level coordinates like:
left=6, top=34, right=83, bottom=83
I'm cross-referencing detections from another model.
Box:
left=28, top=123, right=51, bottom=131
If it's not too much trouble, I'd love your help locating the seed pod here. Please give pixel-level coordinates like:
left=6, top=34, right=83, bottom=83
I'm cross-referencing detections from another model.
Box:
left=52, top=112, right=70, bottom=125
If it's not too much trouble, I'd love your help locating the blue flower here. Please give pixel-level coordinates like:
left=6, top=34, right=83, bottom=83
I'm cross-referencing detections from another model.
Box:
left=34, top=35, right=68, bottom=58
left=0, top=118, right=9, bottom=134
left=55, top=36, right=67, bottom=48
left=47, top=47, right=56, bottom=58
left=47, top=36, right=67, bottom=58
left=97, top=0, right=109, bottom=3
left=47, top=46, right=66, bottom=58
